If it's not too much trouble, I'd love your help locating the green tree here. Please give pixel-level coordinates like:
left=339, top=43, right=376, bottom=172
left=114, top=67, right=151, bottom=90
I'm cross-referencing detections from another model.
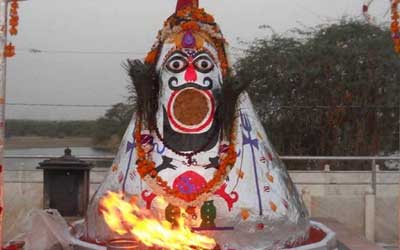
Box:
left=6, top=120, right=96, bottom=137
left=235, top=20, right=400, bottom=157
left=92, top=103, right=134, bottom=145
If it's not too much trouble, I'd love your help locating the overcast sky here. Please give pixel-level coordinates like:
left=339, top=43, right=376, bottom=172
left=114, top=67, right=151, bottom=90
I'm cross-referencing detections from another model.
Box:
left=6, top=0, right=389, bottom=120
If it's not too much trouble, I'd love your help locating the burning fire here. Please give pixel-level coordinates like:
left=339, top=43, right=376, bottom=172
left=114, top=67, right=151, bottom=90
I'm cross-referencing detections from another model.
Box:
left=99, top=191, right=216, bottom=250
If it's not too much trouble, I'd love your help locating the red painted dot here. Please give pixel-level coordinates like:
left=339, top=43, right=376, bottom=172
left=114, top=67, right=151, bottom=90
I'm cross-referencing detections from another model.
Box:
left=0, top=164, right=3, bottom=173
left=256, top=223, right=265, bottom=230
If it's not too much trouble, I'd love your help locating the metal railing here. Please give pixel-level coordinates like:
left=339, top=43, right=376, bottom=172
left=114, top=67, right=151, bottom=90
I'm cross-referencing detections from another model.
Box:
left=282, top=156, right=400, bottom=195
left=6, top=154, right=400, bottom=161
left=5, top=154, right=400, bottom=194
left=4, top=155, right=115, bottom=160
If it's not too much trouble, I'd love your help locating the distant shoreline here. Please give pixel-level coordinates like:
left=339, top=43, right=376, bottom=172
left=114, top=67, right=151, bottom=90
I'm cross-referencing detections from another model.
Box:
left=5, top=136, right=95, bottom=149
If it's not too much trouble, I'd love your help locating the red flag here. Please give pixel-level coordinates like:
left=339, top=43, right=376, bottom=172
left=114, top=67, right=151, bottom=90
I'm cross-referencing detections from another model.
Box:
left=176, top=0, right=199, bottom=12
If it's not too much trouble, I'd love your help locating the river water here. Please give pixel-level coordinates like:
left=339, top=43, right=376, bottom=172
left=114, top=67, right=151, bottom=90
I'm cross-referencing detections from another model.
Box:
left=4, top=147, right=113, bottom=170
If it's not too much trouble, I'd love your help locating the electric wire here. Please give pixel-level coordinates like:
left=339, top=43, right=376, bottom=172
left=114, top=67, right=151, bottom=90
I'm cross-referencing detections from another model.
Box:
left=15, top=48, right=244, bottom=57
left=7, top=103, right=112, bottom=108
left=5, top=102, right=400, bottom=109
left=17, top=48, right=146, bottom=55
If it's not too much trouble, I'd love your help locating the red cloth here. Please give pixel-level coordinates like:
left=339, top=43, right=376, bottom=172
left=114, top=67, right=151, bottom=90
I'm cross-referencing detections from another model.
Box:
left=285, top=226, right=326, bottom=248
left=3, top=245, right=19, bottom=250
left=176, top=0, right=199, bottom=12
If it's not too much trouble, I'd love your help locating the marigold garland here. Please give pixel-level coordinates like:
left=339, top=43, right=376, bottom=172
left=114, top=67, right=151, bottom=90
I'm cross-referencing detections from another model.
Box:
left=391, top=0, right=400, bottom=53
left=144, top=49, right=159, bottom=64
left=4, top=43, right=15, bottom=58
left=144, top=6, right=230, bottom=76
left=135, top=120, right=237, bottom=207
left=4, top=0, right=20, bottom=58
left=176, top=6, right=214, bottom=24
left=181, top=21, right=201, bottom=32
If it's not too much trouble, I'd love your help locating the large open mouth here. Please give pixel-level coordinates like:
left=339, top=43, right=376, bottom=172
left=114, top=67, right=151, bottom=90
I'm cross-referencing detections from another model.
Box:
left=167, top=87, right=215, bottom=133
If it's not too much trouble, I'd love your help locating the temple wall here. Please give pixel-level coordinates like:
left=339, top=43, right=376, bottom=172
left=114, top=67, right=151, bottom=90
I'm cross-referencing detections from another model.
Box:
left=3, top=168, right=400, bottom=244
left=293, top=170, right=400, bottom=244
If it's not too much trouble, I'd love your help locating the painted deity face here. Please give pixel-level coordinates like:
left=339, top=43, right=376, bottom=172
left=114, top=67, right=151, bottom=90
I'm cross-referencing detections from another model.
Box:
left=156, top=31, right=223, bottom=136
left=153, top=31, right=224, bottom=196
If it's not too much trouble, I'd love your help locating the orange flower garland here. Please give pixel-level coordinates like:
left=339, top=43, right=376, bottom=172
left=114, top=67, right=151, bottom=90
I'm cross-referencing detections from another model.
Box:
left=181, top=21, right=201, bottom=32
left=391, top=0, right=400, bottom=53
left=9, top=0, right=19, bottom=35
left=135, top=120, right=237, bottom=206
left=4, top=0, right=20, bottom=58
left=176, top=6, right=214, bottom=24
left=144, top=49, right=159, bottom=65
left=144, top=6, right=229, bottom=76
left=135, top=125, right=156, bottom=178
left=4, top=43, right=15, bottom=58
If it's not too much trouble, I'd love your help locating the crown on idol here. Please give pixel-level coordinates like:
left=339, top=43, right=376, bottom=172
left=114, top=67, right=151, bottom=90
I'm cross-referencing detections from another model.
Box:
left=145, top=0, right=230, bottom=76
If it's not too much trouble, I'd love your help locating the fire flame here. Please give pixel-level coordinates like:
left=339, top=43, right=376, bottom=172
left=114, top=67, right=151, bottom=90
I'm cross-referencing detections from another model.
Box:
left=99, top=191, right=216, bottom=250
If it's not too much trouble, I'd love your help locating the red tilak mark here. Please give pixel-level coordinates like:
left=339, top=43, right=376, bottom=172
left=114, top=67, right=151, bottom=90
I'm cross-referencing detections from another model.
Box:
left=214, top=183, right=239, bottom=211
left=0, top=165, right=3, bottom=173
left=141, top=190, right=157, bottom=209
left=184, top=62, right=197, bottom=82
left=0, top=206, right=3, bottom=215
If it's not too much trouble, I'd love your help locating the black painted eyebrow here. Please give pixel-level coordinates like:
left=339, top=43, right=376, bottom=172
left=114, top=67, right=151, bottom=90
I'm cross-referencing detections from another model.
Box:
left=193, top=50, right=211, bottom=58
left=194, top=55, right=212, bottom=61
left=162, top=50, right=188, bottom=69
left=193, top=51, right=216, bottom=64
left=167, top=55, right=187, bottom=63
left=167, top=51, right=189, bottom=59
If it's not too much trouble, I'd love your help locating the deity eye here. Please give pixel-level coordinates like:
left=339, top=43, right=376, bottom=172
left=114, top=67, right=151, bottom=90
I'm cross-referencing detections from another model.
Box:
left=194, top=57, right=214, bottom=73
left=166, top=56, right=188, bottom=73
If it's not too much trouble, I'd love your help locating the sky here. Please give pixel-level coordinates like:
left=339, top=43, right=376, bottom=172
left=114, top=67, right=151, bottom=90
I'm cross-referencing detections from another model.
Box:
left=6, top=0, right=390, bottom=120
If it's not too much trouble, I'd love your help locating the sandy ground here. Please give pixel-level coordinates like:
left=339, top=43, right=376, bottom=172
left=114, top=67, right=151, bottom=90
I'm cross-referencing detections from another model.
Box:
left=5, top=136, right=94, bottom=149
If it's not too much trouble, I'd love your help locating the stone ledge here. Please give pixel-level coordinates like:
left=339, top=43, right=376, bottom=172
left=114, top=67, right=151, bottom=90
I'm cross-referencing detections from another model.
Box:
left=313, top=217, right=385, bottom=250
